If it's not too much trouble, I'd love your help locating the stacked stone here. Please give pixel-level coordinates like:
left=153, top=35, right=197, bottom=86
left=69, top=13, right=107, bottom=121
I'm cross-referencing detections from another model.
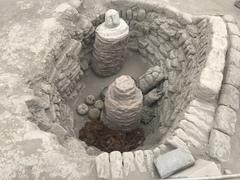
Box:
left=209, top=15, right=240, bottom=162
left=102, top=75, right=143, bottom=131
left=92, top=9, right=129, bottom=77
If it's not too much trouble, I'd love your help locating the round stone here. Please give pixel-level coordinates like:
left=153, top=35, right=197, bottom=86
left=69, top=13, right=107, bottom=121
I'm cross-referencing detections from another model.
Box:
left=88, top=108, right=101, bottom=120
left=77, top=103, right=89, bottom=115
left=94, top=100, right=104, bottom=110
left=137, top=9, right=146, bottom=21
left=85, top=95, right=96, bottom=105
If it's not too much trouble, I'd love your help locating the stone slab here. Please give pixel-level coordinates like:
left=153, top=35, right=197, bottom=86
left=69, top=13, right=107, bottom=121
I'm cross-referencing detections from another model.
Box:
left=224, top=65, right=240, bottom=89
left=143, top=150, right=155, bottom=177
left=209, top=129, right=231, bottom=162
left=227, top=48, right=240, bottom=68
left=123, top=152, right=136, bottom=177
left=178, top=120, right=208, bottom=143
left=174, top=128, right=201, bottom=148
left=171, top=159, right=221, bottom=178
left=210, top=17, right=227, bottom=37
left=214, top=105, right=237, bottom=136
left=165, top=135, right=190, bottom=153
left=230, top=35, right=240, bottom=51
left=110, top=151, right=123, bottom=179
left=154, top=148, right=195, bottom=178
left=196, top=67, right=223, bottom=102
left=96, top=152, right=110, bottom=179
left=219, top=84, right=239, bottom=111
left=134, top=150, right=147, bottom=173
left=210, top=35, right=228, bottom=51
left=227, top=23, right=240, bottom=36
left=223, top=15, right=236, bottom=24
left=206, top=48, right=226, bottom=73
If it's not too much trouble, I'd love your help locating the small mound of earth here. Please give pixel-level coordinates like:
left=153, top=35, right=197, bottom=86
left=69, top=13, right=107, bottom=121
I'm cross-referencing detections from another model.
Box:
left=79, top=120, right=145, bottom=152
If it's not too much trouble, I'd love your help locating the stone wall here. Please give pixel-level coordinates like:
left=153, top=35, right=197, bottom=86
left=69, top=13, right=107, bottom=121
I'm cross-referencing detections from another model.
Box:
left=209, top=15, right=240, bottom=163
left=94, top=1, right=231, bottom=179
left=108, top=0, right=227, bottom=152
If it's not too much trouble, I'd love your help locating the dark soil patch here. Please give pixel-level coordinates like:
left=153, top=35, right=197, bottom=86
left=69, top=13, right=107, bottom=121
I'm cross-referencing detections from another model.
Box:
left=79, top=120, right=145, bottom=152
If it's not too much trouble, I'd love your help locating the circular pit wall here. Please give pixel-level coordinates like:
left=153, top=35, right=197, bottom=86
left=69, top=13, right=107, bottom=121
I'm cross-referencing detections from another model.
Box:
left=4, top=0, right=240, bottom=179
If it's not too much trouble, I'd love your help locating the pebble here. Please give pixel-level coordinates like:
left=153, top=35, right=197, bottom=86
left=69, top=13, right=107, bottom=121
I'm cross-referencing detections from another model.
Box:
left=77, top=103, right=89, bottom=115
left=94, top=100, right=104, bottom=110
left=88, top=108, right=101, bottom=120
left=85, top=95, right=96, bottom=105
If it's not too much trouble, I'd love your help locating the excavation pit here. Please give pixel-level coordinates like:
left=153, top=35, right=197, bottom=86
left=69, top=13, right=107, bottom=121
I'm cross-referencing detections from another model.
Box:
left=30, top=3, right=229, bottom=155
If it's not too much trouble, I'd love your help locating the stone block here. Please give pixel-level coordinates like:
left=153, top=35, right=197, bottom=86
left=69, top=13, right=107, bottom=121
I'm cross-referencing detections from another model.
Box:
left=195, top=67, right=223, bottom=102
left=227, top=48, right=240, bottom=68
left=134, top=150, right=147, bottom=173
left=174, top=128, right=201, bottom=148
left=210, top=17, right=227, bottom=37
left=153, top=147, right=161, bottom=158
left=126, top=9, right=133, bottom=20
left=122, top=152, right=136, bottom=176
left=171, top=159, right=221, bottom=178
left=186, top=100, right=215, bottom=127
left=230, top=35, right=240, bottom=51
left=96, top=152, right=110, bottom=179
left=209, top=129, right=231, bottom=162
left=143, top=150, right=155, bottom=177
left=227, top=23, right=240, bottom=36
left=206, top=48, right=225, bottom=73
left=50, top=123, right=67, bottom=143
left=137, top=9, right=146, bottom=21
left=163, top=5, right=180, bottom=19
left=210, top=35, right=228, bottom=51
left=165, top=135, right=190, bottom=152
left=223, top=15, right=236, bottom=23
left=148, top=35, right=160, bottom=47
left=110, top=151, right=123, bottom=179
left=178, top=120, right=208, bottom=143
left=177, top=12, right=193, bottom=25
left=154, top=148, right=195, bottom=178
left=138, top=39, right=149, bottom=49
left=214, top=105, right=237, bottom=136
left=183, top=112, right=211, bottom=134
left=224, top=65, right=240, bottom=89
left=219, top=84, right=239, bottom=111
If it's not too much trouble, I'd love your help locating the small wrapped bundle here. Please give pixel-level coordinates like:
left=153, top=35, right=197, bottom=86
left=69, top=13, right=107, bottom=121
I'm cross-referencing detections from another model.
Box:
left=138, top=66, right=165, bottom=94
